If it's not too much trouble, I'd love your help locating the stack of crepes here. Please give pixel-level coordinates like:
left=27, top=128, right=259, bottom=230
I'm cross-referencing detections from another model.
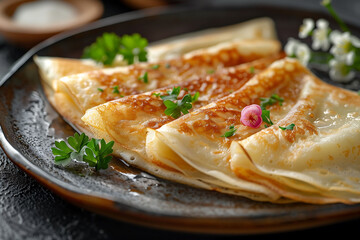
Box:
left=35, top=18, right=360, bottom=204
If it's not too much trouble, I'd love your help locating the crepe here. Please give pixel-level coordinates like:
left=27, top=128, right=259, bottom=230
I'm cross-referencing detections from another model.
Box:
left=81, top=54, right=286, bottom=202
left=50, top=39, right=281, bottom=132
left=230, top=61, right=360, bottom=204
left=34, top=17, right=277, bottom=88
left=148, top=17, right=277, bottom=61
left=148, top=58, right=360, bottom=204
left=82, top=54, right=284, bottom=201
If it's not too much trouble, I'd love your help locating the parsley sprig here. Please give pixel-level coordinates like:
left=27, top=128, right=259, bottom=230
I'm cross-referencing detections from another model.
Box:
left=154, top=87, right=199, bottom=119
left=260, top=94, right=284, bottom=127
left=138, top=71, right=149, bottom=83
left=163, top=95, right=193, bottom=119
left=221, top=125, right=237, bottom=138
left=52, top=133, right=114, bottom=171
left=82, top=33, right=148, bottom=65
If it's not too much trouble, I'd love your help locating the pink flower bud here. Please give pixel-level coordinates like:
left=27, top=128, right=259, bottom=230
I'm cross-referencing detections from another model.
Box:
left=240, top=104, right=263, bottom=128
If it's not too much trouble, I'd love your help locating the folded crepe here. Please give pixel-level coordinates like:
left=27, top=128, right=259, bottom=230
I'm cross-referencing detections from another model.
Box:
left=81, top=54, right=285, bottom=202
left=148, top=17, right=277, bottom=61
left=82, top=54, right=284, bottom=200
left=148, top=58, right=360, bottom=204
left=34, top=17, right=277, bottom=88
left=50, top=39, right=281, bottom=132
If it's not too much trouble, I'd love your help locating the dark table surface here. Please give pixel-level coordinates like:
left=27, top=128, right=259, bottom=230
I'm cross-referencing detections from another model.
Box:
left=1, top=0, right=360, bottom=239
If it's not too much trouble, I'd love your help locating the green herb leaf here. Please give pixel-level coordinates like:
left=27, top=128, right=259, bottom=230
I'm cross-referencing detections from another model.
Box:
left=259, top=94, right=284, bottom=127
left=260, top=94, right=284, bottom=109
left=67, top=133, right=90, bottom=152
left=221, top=125, right=237, bottom=138
left=82, top=33, right=148, bottom=65
left=152, top=93, right=161, bottom=97
left=119, top=33, right=148, bottom=64
left=249, top=66, right=255, bottom=74
left=112, top=85, right=120, bottom=94
left=191, top=92, right=200, bottom=103
left=51, top=132, right=114, bottom=171
left=160, top=87, right=181, bottom=101
left=279, top=123, right=295, bottom=130
left=138, top=71, right=149, bottom=83
left=261, top=109, right=273, bottom=127
left=82, top=33, right=122, bottom=65
left=151, top=64, right=160, bottom=69
left=97, top=88, right=104, bottom=92
left=207, top=69, right=215, bottom=74
left=163, top=93, right=195, bottom=119
left=83, top=139, right=115, bottom=171
left=52, top=133, right=90, bottom=166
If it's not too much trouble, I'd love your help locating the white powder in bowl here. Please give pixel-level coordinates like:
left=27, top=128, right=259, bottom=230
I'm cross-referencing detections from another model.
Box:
left=12, top=0, right=77, bottom=28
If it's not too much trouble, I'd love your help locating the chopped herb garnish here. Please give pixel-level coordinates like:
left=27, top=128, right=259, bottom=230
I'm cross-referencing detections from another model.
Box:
left=151, top=64, right=160, bottom=69
left=160, top=87, right=181, bottom=101
left=82, top=33, right=148, bottom=65
left=112, top=85, right=120, bottom=94
left=97, top=88, right=104, bottom=92
left=279, top=123, right=295, bottom=130
left=260, top=94, right=284, bottom=109
left=164, top=94, right=193, bottom=119
left=138, top=71, right=149, bottom=83
left=261, top=109, right=273, bottom=128
left=183, top=87, right=189, bottom=92
left=51, top=133, right=114, bottom=171
left=152, top=93, right=161, bottom=97
left=165, top=63, right=171, bottom=69
left=191, top=91, right=200, bottom=103
left=221, top=125, right=237, bottom=138
left=207, top=69, right=215, bottom=74
left=259, top=94, right=284, bottom=127
left=249, top=66, right=255, bottom=74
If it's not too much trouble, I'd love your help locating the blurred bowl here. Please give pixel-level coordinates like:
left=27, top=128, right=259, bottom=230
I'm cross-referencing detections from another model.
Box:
left=0, top=0, right=103, bottom=48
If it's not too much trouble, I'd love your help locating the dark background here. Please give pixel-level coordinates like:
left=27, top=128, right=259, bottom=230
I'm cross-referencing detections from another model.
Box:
left=1, top=0, right=360, bottom=239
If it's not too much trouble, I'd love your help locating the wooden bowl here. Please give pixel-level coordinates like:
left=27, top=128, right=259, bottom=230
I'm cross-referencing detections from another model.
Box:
left=0, top=0, right=103, bottom=48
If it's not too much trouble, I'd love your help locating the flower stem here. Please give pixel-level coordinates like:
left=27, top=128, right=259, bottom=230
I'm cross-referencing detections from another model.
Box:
left=309, top=51, right=333, bottom=64
left=322, top=0, right=350, bottom=32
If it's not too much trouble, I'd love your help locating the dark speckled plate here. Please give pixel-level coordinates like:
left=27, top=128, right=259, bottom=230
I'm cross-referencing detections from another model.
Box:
left=1, top=5, right=360, bottom=235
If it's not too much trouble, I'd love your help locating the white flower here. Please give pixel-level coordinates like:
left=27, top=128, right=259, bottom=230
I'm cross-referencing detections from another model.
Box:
left=312, top=19, right=330, bottom=51
left=284, top=38, right=311, bottom=66
left=299, top=18, right=314, bottom=38
left=296, top=43, right=311, bottom=65
left=284, top=38, right=300, bottom=56
left=329, top=31, right=359, bottom=65
left=330, top=31, right=352, bottom=56
left=345, top=51, right=355, bottom=65
left=329, top=58, right=355, bottom=82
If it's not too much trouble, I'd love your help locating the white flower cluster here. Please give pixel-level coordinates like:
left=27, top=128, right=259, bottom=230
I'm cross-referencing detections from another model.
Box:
left=285, top=17, right=360, bottom=82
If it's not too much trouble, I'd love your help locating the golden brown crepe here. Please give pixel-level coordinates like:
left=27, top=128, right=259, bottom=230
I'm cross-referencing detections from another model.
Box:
left=148, top=58, right=360, bottom=204
left=81, top=54, right=286, bottom=202
left=230, top=60, right=360, bottom=204
left=50, top=39, right=281, bottom=132
left=34, top=17, right=278, bottom=88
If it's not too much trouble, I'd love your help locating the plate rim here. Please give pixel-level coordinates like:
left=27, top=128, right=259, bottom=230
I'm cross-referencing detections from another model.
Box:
left=1, top=4, right=360, bottom=234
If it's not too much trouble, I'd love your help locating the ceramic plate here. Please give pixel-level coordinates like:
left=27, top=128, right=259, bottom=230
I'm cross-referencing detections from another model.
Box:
left=1, top=5, right=360, bottom=234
